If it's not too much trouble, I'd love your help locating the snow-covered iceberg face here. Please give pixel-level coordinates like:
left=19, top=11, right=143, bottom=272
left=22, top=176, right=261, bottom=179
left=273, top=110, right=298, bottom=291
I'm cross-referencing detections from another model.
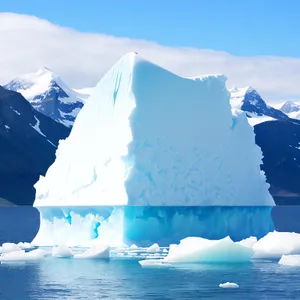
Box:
left=34, top=52, right=274, bottom=207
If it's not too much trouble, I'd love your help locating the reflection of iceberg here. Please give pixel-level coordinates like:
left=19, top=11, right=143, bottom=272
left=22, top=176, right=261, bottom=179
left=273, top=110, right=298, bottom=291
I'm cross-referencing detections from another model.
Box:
left=32, top=53, right=274, bottom=246
left=32, top=206, right=274, bottom=247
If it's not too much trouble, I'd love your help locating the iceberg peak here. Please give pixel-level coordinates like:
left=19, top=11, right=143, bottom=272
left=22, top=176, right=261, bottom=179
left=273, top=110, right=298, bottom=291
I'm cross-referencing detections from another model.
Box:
left=34, top=54, right=274, bottom=207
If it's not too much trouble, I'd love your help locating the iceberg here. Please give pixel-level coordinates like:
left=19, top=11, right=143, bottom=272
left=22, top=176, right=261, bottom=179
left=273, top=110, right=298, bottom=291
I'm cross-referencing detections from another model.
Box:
left=236, top=237, right=257, bottom=248
left=31, top=206, right=274, bottom=247
left=34, top=52, right=273, bottom=207
left=139, top=259, right=172, bottom=267
left=163, top=236, right=253, bottom=263
left=253, top=231, right=300, bottom=259
left=219, top=282, right=239, bottom=288
left=32, top=53, right=274, bottom=246
left=278, top=255, right=300, bottom=266
left=0, top=242, right=22, bottom=254
left=0, top=249, right=46, bottom=261
left=73, top=244, right=110, bottom=259
left=146, top=243, right=160, bottom=253
left=52, top=245, right=73, bottom=258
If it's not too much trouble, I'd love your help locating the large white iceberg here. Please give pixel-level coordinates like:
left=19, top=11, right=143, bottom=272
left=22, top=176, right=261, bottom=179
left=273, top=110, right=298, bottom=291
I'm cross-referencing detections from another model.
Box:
left=34, top=52, right=274, bottom=207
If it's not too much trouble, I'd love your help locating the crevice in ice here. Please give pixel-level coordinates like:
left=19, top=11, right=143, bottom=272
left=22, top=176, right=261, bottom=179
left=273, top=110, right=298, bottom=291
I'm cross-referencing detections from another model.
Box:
left=113, top=72, right=122, bottom=106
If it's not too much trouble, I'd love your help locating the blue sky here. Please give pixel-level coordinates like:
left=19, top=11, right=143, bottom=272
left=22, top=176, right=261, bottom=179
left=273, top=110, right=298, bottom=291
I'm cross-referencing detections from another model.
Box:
left=1, top=0, right=299, bottom=57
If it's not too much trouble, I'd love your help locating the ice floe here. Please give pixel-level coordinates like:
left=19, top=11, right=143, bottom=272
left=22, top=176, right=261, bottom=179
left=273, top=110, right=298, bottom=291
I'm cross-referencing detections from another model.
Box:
left=164, top=236, right=253, bottom=263
left=278, top=255, right=300, bottom=266
left=253, top=231, right=300, bottom=259
left=52, top=245, right=73, bottom=258
left=74, top=244, right=110, bottom=259
left=219, top=282, right=239, bottom=288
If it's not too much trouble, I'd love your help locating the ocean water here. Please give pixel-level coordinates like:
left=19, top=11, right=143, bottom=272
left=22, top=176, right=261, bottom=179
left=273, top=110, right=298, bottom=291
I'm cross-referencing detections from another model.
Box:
left=1, top=256, right=300, bottom=299
left=1, top=206, right=300, bottom=299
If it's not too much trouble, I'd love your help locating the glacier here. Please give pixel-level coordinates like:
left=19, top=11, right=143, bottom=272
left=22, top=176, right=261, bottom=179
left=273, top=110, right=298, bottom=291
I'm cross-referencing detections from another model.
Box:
left=32, top=52, right=275, bottom=246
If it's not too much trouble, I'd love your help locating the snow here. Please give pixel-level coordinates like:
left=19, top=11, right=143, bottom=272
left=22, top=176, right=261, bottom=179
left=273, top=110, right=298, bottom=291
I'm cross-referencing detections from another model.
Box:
left=163, top=236, right=253, bottom=263
left=229, top=86, right=251, bottom=110
left=52, top=245, right=73, bottom=258
left=219, top=282, right=239, bottom=288
left=146, top=243, right=160, bottom=253
left=31, top=116, right=46, bottom=137
left=8, top=67, right=85, bottom=104
left=73, top=87, right=93, bottom=101
left=278, top=255, right=300, bottom=266
left=0, top=249, right=46, bottom=261
left=29, top=116, right=56, bottom=146
left=34, top=52, right=274, bottom=207
left=5, top=67, right=85, bottom=127
left=73, top=244, right=110, bottom=259
left=17, top=242, right=33, bottom=250
left=287, top=110, right=300, bottom=120
left=247, top=116, right=276, bottom=126
left=0, top=242, right=34, bottom=254
left=236, top=236, right=258, bottom=248
left=0, top=242, right=22, bottom=254
left=12, top=109, right=21, bottom=115
left=253, top=231, right=300, bottom=259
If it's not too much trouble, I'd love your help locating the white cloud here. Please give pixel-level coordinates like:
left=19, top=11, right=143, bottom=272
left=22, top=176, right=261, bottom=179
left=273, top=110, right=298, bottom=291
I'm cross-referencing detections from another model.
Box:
left=1, top=12, right=300, bottom=103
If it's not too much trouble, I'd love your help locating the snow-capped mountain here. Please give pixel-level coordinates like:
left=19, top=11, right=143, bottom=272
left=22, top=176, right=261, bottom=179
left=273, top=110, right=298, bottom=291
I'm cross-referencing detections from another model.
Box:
left=280, top=101, right=300, bottom=120
left=0, top=86, right=70, bottom=205
left=4, top=68, right=89, bottom=127
left=230, top=87, right=290, bottom=126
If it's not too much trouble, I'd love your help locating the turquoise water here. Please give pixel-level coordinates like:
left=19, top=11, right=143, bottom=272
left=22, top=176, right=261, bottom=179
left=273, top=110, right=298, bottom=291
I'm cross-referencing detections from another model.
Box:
left=0, top=257, right=300, bottom=299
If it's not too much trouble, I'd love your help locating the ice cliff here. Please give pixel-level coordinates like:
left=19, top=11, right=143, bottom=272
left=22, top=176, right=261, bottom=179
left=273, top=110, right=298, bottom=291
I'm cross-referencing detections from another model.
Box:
left=34, top=52, right=274, bottom=207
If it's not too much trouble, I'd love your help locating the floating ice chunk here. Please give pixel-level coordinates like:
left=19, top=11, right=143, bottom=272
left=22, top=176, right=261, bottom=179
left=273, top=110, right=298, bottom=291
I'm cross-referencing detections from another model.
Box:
left=253, top=231, right=300, bottom=259
left=52, top=245, right=73, bottom=258
left=236, top=236, right=257, bottom=248
left=73, top=244, right=110, bottom=259
left=146, top=254, right=163, bottom=260
left=0, top=243, right=22, bottom=254
left=164, top=236, right=253, bottom=263
left=278, top=255, right=300, bottom=266
left=129, top=244, right=139, bottom=250
left=219, top=282, right=239, bottom=288
left=139, top=259, right=172, bottom=267
left=25, top=249, right=47, bottom=259
left=0, top=249, right=46, bottom=261
left=163, top=248, right=168, bottom=253
left=147, top=243, right=160, bottom=253
left=17, top=242, right=33, bottom=250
